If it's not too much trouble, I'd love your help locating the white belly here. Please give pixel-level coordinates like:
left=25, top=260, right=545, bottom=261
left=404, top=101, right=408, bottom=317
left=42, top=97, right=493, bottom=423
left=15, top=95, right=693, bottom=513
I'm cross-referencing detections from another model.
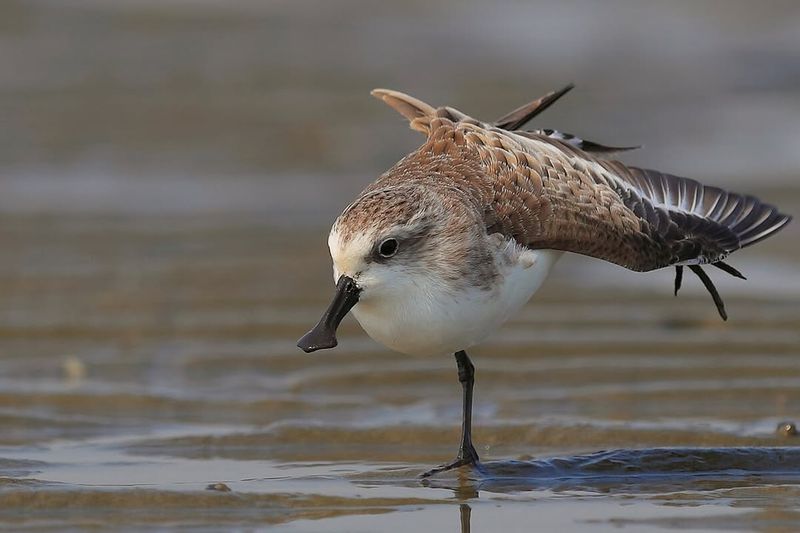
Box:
left=352, top=248, right=561, bottom=356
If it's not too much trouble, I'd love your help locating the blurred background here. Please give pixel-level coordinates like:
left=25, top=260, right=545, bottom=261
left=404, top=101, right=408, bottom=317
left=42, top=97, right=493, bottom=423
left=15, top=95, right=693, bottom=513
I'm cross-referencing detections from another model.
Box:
left=0, top=1, right=799, bottom=530
left=2, top=0, right=799, bottom=219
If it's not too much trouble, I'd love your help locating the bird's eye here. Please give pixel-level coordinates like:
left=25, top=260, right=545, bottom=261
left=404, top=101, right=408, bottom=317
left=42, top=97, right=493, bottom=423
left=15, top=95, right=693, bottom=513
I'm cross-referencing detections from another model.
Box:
left=378, top=238, right=399, bottom=258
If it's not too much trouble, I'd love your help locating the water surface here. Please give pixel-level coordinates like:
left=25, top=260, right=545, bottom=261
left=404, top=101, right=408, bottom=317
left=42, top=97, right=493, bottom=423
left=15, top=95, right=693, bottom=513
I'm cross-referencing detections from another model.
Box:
left=0, top=209, right=798, bottom=531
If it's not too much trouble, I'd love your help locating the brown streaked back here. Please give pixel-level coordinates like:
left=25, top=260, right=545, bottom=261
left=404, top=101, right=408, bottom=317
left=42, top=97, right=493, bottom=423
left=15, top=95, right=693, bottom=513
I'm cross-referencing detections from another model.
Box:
left=370, top=88, right=792, bottom=275
left=369, top=87, right=793, bottom=320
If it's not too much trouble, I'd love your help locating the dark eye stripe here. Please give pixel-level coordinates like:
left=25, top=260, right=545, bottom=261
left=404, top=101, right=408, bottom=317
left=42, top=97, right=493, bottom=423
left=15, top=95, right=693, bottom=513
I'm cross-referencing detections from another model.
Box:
left=369, top=220, right=433, bottom=264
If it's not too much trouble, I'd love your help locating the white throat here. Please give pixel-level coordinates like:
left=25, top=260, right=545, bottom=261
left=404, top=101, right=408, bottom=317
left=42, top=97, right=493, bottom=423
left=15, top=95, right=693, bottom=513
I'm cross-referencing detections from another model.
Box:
left=349, top=240, right=561, bottom=356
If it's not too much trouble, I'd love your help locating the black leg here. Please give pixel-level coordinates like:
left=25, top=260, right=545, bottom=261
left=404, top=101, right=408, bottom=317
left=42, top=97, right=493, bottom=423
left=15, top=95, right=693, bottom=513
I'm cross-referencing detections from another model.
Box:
left=421, top=350, right=480, bottom=477
left=459, top=504, right=472, bottom=533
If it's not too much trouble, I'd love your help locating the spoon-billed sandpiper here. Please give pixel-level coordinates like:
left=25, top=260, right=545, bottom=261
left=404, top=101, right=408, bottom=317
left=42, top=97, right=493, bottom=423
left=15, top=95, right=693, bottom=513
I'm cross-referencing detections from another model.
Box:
left=297, top=85, right=792, bottom=477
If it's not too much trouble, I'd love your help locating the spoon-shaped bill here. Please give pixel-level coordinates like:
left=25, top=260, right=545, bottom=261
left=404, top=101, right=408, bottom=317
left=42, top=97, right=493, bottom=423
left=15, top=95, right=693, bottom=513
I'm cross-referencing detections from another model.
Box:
left=297, top=275, right=361, bottom=353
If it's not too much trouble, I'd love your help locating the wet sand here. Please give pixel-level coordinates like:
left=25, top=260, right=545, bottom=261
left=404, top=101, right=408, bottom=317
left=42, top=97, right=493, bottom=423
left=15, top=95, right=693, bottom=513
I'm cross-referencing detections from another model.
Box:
left=0, top=200, right=797, bottom=531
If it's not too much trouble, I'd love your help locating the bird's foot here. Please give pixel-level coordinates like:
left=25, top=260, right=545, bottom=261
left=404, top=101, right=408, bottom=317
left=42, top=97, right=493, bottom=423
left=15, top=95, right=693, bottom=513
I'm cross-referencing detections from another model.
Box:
left=420, top=445, right=480, bottom=478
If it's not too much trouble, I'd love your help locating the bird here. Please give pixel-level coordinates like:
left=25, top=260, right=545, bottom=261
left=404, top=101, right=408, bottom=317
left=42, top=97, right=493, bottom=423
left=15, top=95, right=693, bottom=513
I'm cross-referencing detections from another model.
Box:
left=297, top=85, right=792, bottom=477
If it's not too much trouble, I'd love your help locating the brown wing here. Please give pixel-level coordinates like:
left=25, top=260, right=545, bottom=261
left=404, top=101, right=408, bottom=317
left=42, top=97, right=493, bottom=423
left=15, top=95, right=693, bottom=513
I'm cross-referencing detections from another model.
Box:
left=371, top=87, right=791, bottom=271
left=470, top=129, right=792, bottom=320
left=371, top=87, right=793, bottom=318
left=474, top=129, right=791, bottom=271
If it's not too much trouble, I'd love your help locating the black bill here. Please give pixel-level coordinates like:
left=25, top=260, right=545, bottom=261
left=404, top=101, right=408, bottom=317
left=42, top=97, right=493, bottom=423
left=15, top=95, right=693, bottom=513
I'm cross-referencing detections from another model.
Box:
left=297, top=275, right=361, bottom=353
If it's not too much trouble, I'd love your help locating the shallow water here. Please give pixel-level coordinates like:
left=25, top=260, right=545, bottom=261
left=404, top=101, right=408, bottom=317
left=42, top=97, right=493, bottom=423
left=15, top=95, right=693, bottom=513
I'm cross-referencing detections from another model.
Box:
left=0, top=205, right=797, bottom=531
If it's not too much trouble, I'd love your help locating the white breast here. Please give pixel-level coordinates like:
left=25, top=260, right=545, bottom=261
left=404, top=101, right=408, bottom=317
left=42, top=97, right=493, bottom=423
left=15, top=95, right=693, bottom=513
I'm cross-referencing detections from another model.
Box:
left=351, top=242, right=561, bottom=356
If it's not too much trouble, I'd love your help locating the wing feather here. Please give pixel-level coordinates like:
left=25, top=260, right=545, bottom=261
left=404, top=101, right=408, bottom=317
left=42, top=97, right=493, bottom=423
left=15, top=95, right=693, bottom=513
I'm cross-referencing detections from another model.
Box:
left=371, top=86, right=792, bottom=319
left=464, top=127, right=791, bottom=272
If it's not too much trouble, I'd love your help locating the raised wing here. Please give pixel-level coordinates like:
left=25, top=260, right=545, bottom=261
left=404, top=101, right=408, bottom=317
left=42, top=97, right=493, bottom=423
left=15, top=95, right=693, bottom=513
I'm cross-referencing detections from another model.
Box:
left=475, top=130, right=790, bottom=318
left=489, top=85, right=640, bottom=154
left=374, top=85, right=638, bottom=156
left=493, top=84, right=575, bottom=130
left=371, top=87, right=793, bottom=319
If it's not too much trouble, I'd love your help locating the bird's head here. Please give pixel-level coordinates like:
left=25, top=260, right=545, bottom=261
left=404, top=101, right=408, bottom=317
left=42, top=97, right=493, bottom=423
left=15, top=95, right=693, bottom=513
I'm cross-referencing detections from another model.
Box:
left=297, top=183, right=485, bottom=353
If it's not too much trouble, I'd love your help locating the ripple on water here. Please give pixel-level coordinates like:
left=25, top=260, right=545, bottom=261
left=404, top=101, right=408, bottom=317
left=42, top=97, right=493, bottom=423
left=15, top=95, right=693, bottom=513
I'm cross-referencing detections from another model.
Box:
left=398, top=447, right=800, bottom=497
left=0, top=214, right=797, bottom=530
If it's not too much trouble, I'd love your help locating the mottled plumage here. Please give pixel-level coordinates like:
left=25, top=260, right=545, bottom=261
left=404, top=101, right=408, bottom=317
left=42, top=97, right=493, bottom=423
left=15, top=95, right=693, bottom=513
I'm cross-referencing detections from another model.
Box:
left=364, top=88, right=791, bottom=319
left=298, top=86, right=793, bottom=477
